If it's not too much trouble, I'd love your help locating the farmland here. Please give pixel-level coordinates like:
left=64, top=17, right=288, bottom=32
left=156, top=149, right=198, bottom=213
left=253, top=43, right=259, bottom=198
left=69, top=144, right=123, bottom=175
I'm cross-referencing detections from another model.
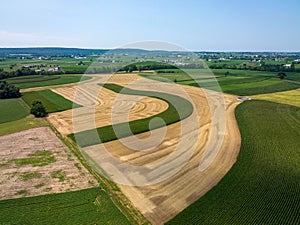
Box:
left=0, top=48, right=299, bottom=225
left=0, top=127, right=97, bottom=200
left=140, top=69, right=300, bottom=95
left=0, top=188, right=130, bottom=225
left=22, top=90, right=81, bottom=113
left=72, top=73, right=241, bottom=224
left=3, top=75, right=91, bottom=89
left=168, top=100, right=300, bottom=224
left=252, top=88, right=300, bottom=107
left=0, top=117, right=48, bottom=136
left=69, top=83, right=193, bottom=147
left=0, top=98, right=29, bottom=123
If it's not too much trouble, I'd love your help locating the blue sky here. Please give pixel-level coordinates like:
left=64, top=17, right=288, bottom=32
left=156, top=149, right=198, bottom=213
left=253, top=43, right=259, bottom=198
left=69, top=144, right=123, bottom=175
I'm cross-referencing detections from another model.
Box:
left=0, top=0, right=299, bottom=51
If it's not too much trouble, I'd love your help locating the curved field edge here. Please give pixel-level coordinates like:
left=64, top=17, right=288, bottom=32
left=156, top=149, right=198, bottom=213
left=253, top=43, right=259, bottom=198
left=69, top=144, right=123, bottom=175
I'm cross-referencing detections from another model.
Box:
left=0, top=188, right=130, bottom=225
left=167, top=100, right=300, bottom=225
left=3, top=75, right=92, bottom=89
left=68, top=83, right=194, bottom=147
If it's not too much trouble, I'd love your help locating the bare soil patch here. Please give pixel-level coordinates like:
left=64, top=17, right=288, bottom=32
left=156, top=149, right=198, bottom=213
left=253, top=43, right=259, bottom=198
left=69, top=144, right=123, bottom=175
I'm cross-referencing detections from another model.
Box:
left=0, top=127, right=97, bottom=200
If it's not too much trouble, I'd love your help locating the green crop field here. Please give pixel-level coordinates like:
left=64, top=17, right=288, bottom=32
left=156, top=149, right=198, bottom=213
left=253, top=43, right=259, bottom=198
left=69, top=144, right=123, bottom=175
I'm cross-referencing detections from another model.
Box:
left=0, top=188, right=130, bottom=225
left=22, top=90, right=81, bottom=113
left=140, top=69, right=300, bottom=95
left=0, top=117, right=48, bottom=136
left=3, top=75, right=91, bottom=89
left=168, top=100, right=300, bottom=225
left=69, top=83, right=193, bottom=147
left=0, top=98, right=29, bottom=123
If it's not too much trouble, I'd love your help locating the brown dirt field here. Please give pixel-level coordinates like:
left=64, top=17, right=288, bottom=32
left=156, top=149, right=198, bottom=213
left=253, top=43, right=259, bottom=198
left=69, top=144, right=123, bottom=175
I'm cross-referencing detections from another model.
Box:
left=45, top=73, right=241, bottom=224
left=0, top=127, right=97, bottom=200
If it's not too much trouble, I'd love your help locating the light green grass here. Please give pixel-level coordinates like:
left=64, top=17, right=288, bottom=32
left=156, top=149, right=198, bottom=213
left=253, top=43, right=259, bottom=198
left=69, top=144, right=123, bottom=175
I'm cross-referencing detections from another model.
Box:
left=168, top=100, right=300, bottom=225
left=50, top=170, right=66, bottom=182
left=22, top=89, right=81, bottom=113
left=0, top=98, right=29, bottom=123
left=20, top=172, right=42, bottom=181
left=69, top=83, right=193, bottom=147
left=252, top=88, right=300, bottom=107
left=12, top=150, right=56, bottom=167
left=0, top=117, right=48, bottom=136
left=0, top=188, right=130, bottom=225
left=4, top=75, right=91, bottom=89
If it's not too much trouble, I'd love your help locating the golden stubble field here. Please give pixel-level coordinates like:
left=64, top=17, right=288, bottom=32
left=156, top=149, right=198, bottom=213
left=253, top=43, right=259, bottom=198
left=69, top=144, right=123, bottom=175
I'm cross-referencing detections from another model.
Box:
left=47, top=74, right=241, bottom=224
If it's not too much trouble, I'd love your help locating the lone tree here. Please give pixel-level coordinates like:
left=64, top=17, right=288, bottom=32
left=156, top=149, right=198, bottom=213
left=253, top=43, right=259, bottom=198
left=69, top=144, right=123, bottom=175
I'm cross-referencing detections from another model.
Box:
left=0, top=81, right=21, bottom=99
left=30, top=101, right=47, bottom=117
left=278, top=72, right=287, bottom=80
left=225, top=71, right=230, bottom=77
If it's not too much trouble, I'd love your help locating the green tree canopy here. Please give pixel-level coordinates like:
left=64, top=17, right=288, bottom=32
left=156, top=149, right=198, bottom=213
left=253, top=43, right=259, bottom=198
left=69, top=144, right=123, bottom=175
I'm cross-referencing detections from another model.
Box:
left=277, top=72, right=287, bottom=80
left=0, top=81, right=21, bottom=99
left=30, top=101, right=47, bottom=117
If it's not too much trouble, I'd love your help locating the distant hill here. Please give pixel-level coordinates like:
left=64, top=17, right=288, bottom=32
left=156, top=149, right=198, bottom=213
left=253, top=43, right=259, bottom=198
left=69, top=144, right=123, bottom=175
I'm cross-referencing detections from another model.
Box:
left=0, top=48, right=108, bottom=56
left=0, top=47, right=185, bottom=57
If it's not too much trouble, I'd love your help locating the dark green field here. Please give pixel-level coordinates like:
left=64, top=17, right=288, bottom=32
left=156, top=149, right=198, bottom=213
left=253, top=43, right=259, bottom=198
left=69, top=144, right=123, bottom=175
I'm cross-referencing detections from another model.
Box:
left=140, top=69, right=300, bottom=95
left=22, top=90, right=81, bottom=113
left=0, top=188, right=130, bottom=225
left=3, top=75, right=91, bottom=89
left=0, top=98, right=29, bottom=123
left=168, top=100, right=300, bottom=225
left=69, top=83, right=193, bottom=147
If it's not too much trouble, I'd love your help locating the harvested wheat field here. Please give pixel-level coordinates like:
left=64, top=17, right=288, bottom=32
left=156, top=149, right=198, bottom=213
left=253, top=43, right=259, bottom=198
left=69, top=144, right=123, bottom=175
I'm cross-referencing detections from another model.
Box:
left=0, top=127, right=97, bottom=200
left=47, top=73, right=241, bottom=224
left=49, top=81, right=168, bottom=136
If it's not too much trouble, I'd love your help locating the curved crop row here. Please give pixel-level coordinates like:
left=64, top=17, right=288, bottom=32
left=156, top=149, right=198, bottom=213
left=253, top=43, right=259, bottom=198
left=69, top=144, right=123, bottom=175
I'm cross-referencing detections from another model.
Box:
left=69, top=83, right=194, bottom=147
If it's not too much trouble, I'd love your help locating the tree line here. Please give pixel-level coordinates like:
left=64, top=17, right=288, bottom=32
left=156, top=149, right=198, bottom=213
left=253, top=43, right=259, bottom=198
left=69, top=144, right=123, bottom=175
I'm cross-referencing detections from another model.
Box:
left=0, top=81, right=21, bottom=99
left=0, top=68, right=63, bottom=80
left=209, top=62, right=300, bottom=73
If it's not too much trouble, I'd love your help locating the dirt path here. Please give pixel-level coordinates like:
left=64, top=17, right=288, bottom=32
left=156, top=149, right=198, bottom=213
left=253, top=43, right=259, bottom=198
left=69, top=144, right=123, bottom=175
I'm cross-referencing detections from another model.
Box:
left=48, top=73, right=242, bottom=224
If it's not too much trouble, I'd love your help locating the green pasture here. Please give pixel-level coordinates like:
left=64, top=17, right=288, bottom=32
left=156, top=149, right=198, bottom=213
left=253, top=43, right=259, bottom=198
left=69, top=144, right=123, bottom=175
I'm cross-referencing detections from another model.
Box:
left=22, top=90, right=81, bottom=113
left=0, top=98, right=29, bottom=123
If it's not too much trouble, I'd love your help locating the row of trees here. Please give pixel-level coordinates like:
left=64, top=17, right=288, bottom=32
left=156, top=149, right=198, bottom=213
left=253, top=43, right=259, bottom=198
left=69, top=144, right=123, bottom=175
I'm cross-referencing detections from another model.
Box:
left=0, top=68, right=63, bottom=80
left=120, top=62, right=177, bottom=72
left=209, top=62, right=300, bottom=73
left=0, top=81, right=21, bottom=99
